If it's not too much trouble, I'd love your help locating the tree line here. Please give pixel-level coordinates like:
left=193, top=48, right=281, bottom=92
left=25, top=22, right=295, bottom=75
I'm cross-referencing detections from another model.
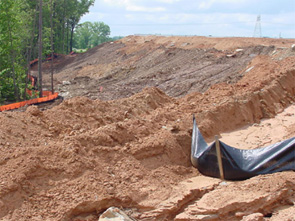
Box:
left=0, top=0, right=119, bottom=104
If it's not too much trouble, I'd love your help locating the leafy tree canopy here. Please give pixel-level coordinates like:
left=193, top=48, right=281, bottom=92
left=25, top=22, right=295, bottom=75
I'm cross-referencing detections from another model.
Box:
left=73, top=21, right=111, bottom=49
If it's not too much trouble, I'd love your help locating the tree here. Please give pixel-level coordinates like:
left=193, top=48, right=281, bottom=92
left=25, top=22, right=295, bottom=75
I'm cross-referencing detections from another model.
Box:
left=73, top=21, right=111, bottom=49
left=38, top=0, right=43, bottom=97
left=73, top=22, right=93, bottom=49
left=50, top=0, right=54, bottom=93
left=67, top=0, right=95, bottom=52
left=0, top=0, right=30, bottom=102
left=91, top=22, right=111, bottom=46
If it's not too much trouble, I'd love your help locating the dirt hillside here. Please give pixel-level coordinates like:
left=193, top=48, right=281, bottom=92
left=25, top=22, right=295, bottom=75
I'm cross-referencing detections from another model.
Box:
left=1, top=35, right=295, bottom=220
left=39, top=35, right=295, bottom=101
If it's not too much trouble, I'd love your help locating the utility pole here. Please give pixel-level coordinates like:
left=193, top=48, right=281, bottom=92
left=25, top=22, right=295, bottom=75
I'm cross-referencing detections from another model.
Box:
left=38, top=0, right=43, bottom=97
left=253, top=15, right=262, bottom=38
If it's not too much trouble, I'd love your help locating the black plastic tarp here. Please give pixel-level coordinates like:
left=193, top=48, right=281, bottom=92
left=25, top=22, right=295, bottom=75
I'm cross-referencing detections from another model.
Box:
left=191, top=116, right=295, bottom=180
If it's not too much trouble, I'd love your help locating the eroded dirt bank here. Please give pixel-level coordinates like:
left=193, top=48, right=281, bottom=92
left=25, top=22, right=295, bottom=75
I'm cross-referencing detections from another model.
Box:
left=1, top=36, right=295, bottom=220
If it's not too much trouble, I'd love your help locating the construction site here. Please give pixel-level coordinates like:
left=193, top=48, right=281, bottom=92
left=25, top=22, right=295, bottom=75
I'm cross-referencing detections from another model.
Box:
left=1, top=35, right=295, bottom=220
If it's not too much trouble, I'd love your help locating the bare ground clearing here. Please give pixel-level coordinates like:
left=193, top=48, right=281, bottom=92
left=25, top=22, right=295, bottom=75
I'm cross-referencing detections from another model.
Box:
left=1, top=35, right=295, bottom=220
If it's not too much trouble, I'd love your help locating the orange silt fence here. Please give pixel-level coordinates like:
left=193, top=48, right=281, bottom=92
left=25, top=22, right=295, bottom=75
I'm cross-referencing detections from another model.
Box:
left=0, top=91, right=59, bottom=112
left=0, top=71, right=59, bottom=112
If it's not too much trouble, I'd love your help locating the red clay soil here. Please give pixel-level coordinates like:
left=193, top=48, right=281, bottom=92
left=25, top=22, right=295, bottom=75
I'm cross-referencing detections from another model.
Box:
left=1, top=35, right=295, bottom=220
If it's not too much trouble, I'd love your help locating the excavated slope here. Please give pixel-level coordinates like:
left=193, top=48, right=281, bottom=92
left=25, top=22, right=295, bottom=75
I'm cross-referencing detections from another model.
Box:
left=1, top=35, right=295, bottom=220
left=40, top=35, right=295, bottom=101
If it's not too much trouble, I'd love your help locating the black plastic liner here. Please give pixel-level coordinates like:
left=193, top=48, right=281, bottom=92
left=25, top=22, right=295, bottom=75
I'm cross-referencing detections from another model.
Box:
left=191, top=116, right=295, bottom=180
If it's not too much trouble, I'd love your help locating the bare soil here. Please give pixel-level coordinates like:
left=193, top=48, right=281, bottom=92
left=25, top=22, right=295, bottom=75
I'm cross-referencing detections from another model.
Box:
left=42, top=35, right=294, bottom=101
left=1, top=35, right=295, bottom=220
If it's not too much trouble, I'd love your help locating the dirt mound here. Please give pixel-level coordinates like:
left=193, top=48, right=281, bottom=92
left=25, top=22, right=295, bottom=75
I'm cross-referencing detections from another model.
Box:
left=0, top=87, right=194, bottom=220
left=1, top=36, right=295, bottom=220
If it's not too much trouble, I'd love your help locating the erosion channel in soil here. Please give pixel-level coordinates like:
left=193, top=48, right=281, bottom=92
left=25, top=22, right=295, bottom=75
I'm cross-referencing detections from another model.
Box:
left=1, top=35, right=295, bottom=220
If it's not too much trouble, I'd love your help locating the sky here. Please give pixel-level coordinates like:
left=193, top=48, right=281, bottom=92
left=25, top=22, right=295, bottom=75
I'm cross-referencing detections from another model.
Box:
left=80, top=0, right=295, bottom=38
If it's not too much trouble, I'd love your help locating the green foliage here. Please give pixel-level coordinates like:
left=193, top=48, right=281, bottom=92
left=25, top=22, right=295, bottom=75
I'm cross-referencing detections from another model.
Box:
left=74, top=22, right=93, bottom=49
left=0, top=0, right=96, bottom=104
left=0, top=0, right=28, bottom=103
left=0, top=69, right=12, bottom=103
left=73, top=21, right=111, bottom=49
left=111, top=36, right=124, bottom=41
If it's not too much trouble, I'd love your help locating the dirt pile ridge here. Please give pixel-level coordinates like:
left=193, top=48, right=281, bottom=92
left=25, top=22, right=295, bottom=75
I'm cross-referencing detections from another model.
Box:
left=1, top=35, right=295, bottom=220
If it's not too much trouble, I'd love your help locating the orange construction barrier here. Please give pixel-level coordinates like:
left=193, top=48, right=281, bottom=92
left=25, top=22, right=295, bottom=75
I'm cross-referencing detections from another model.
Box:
left=0, top=72, right=59, bottom=112
left=0, top=91, right=59, bottom=112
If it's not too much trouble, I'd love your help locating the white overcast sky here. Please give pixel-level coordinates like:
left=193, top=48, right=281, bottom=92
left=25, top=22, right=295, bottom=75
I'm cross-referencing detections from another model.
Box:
left=80, top=0, right=295, bottom=38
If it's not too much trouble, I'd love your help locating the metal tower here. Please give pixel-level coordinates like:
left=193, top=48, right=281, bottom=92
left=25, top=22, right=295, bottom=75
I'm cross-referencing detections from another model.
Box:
left=253, top=15, right=262, bottom=38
